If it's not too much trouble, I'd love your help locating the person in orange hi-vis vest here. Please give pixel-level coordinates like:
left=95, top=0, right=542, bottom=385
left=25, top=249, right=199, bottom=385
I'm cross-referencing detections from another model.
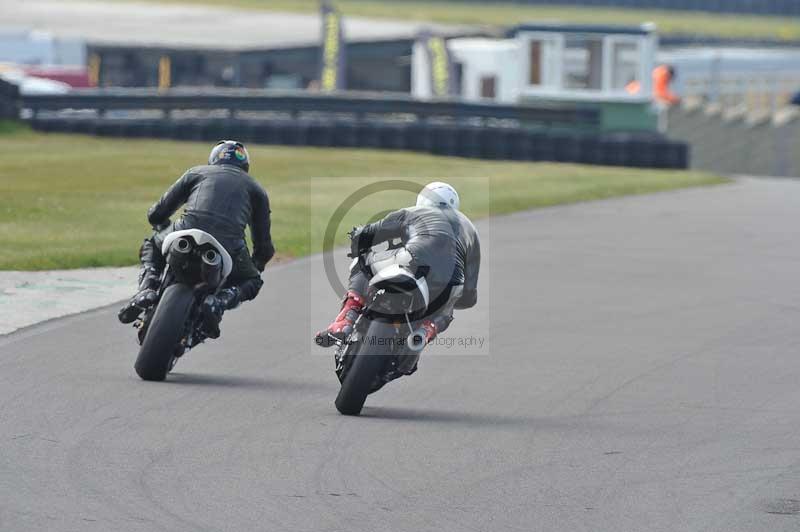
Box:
left=626, top=64, right=681, bottom=105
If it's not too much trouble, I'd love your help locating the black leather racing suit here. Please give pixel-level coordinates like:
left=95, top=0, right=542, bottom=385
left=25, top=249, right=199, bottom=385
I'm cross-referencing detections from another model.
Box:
left=350, top=205, right=480, bottom=332
left=140, top=164, right=275, bottom=302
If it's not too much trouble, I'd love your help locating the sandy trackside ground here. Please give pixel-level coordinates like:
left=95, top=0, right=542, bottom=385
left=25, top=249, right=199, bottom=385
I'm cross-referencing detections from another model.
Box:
left=0, top=267, right=138, bottom=335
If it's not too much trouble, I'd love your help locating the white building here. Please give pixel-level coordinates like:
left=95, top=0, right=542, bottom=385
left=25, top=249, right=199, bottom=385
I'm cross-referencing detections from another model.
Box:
left=413, top=23, right=658, bottom=105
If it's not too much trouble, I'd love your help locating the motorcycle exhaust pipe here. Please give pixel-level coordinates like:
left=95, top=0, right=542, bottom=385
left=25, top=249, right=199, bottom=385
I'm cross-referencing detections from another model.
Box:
left=407, top=328, right=428, bottom=352
left=201, top=249, right=221, bottom=267
left=167, top=237, right=194, bottom=277
left=173, top=237, right=193, bottom=255
left=201, top=248, right=223, bottom=288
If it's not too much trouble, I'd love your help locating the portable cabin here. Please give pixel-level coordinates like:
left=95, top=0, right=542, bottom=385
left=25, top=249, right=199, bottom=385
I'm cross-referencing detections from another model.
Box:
left=412, top=23, right=660, bottom=131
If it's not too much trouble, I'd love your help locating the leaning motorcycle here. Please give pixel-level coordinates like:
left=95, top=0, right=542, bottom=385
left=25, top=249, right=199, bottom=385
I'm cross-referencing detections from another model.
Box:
left=131, top=229, right=233, bottom=381
left=320, top=241, right=434, bottom=416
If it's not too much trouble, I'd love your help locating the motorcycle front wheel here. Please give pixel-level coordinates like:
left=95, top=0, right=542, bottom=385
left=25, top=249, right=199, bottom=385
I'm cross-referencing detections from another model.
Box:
left=335, top=320, right=392, bottom=416
left=134, top=283, right=195, bottom=381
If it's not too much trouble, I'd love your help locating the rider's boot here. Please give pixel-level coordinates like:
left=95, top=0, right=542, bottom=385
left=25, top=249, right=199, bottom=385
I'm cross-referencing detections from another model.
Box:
left=315, top=290, right=364, bottom=347
left=201, top=287, right=240, bottom=339
left=118, top=267, right=161, bottom=324
left=420, top=319, right=438, bottom=344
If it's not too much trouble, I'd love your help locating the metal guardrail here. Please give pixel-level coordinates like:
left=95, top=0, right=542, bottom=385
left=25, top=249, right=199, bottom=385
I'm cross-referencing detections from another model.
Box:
left=19, top=89, right=601, bottom=129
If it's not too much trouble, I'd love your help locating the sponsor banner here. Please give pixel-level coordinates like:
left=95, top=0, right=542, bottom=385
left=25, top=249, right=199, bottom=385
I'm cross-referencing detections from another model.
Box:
left=319, top=0, right=346, bottom=92
left=419, top=31, right=455, bottom=98
left=88, top=53, right=101, bottom=87
left=158, top=56, right=171, bottom=92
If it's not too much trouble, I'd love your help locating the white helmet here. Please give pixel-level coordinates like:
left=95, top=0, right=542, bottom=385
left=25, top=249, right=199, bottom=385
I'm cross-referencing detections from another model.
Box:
left=416, top=181, right=460, bottom=210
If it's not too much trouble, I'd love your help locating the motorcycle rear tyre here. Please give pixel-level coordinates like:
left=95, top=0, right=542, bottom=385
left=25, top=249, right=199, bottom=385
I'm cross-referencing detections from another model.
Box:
left=335, top=320, right=391, bottom=416
left=134, top=284, right=195, bottom=381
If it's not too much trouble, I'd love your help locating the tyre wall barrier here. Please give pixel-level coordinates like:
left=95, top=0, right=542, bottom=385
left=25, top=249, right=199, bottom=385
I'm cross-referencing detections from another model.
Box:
left=29, top=117, right=690, bottom=169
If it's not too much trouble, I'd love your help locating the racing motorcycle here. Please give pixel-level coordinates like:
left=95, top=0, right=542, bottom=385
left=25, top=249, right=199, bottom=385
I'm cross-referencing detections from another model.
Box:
left=132, top=229, right=233, bottom=381
left=321, top=240, right=434, bottom=416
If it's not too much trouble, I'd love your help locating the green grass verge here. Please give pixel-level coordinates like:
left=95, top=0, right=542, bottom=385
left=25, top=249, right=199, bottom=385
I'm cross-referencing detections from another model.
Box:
left=0, top=131, right=725, bottom=270
left=0, top=120, right=32, bottom=137
left=106, top=0, right=800, bottom=40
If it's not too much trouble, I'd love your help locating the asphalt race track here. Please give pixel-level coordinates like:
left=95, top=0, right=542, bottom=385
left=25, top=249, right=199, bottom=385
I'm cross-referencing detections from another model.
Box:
left=3, top=177, right=800, bottom=532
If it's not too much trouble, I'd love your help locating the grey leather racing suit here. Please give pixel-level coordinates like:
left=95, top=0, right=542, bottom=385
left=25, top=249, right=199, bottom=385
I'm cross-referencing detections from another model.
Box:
left=349, top=205, right=480, bottom=332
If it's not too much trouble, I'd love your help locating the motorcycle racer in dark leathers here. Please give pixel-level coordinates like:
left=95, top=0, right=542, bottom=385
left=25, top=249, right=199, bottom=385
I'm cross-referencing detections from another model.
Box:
left=118, top=140, right=275, bottom=338
left=315, top=181, right=480, bottom=349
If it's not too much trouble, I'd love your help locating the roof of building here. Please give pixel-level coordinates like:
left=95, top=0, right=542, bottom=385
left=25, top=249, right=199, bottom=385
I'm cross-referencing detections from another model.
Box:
left=509, top=22, right=656, bottom=37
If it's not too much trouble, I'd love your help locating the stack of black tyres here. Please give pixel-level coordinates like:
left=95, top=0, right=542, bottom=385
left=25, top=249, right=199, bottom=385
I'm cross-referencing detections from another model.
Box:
left=27, top=117, right=690, bottom=169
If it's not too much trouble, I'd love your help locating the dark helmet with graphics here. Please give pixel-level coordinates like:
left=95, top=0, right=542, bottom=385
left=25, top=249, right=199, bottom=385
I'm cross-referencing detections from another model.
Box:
left=209, top=140, right=250, bottom=172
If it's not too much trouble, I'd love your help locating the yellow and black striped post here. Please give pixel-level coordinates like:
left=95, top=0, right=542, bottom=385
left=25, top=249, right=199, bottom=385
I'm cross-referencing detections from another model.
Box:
left=158, top=56, right=171, bottom=92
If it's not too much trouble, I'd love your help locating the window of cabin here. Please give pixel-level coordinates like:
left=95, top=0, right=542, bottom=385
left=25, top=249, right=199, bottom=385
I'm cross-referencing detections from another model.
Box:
left=480, top=75, right=497, bottom=99
left=610, top=39, right=641, bottom=92
left=564, top=36, right=603, bottom=90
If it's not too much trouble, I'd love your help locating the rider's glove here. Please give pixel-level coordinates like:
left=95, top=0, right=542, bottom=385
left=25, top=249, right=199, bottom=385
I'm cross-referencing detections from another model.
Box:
left=152, top=219, right=171, bottom=232
left=253, top=255, right=267, bottom=273
left=347, top=226, right=368, bottom=258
